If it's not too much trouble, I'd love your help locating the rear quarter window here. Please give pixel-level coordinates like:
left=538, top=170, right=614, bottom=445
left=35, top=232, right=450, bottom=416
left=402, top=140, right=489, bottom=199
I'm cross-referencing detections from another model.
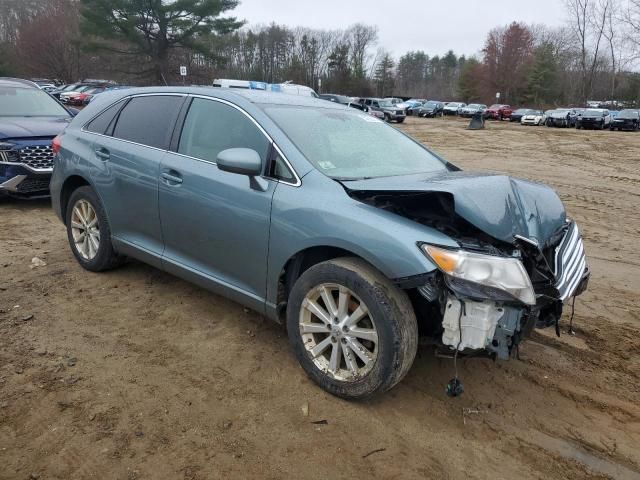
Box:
left=112, top=96, right=184, bottom=149
left=85, top=100, right=125, bottom=135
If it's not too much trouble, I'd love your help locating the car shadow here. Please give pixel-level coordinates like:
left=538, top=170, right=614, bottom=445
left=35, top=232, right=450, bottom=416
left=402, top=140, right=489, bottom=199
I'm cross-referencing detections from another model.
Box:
left=0, top=196, right=52, bottom=210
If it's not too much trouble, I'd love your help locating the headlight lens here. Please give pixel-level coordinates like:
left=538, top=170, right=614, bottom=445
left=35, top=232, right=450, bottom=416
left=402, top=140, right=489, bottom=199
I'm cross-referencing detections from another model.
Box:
left=421, top=244, right=536, bottom=305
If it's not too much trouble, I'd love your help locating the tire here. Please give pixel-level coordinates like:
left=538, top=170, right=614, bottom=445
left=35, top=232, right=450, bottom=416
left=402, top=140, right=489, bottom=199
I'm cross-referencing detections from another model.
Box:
left=396, top=118, right=405, bottom=124
left=286, top=257, right=418, bottom=399
left=383, top=113, right=391, bottom=122
left=65, top=186, right=122, bottom=272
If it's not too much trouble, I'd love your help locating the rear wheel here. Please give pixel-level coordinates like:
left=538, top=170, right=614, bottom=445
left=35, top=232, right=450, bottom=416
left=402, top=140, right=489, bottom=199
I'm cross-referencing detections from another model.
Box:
left=286, top=258, right=418, bottom=399
left=66, top=186, right=122, bottom=272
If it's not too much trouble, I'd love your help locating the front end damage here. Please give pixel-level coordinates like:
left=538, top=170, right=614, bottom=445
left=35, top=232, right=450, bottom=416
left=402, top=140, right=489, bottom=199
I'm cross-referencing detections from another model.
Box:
left=344, top=172, right=590, bottom=360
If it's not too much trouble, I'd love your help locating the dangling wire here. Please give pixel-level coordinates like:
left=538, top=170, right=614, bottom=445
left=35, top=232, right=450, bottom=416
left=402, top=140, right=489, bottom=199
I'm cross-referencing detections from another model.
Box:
left=568, top=296, right=577, bottom=335
left=447, top=300, right=465, bottom=397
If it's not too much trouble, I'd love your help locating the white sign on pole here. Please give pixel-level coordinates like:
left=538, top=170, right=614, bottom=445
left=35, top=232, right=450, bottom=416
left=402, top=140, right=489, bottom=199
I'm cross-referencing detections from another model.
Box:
left=180, top=66, right=187, bottom=76
left=496, top=92, right=501, bottom=99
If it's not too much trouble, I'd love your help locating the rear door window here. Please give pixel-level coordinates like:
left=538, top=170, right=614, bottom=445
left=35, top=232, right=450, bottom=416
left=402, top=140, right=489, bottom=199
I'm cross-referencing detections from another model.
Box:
left=112, top=96, right=184, bottom=149
left=177, top=98, right=270, bottom=164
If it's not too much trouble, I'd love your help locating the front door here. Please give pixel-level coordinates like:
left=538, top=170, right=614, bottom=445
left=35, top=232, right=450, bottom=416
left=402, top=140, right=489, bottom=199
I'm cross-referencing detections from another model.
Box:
left=158, top=97, right=277, bottom=311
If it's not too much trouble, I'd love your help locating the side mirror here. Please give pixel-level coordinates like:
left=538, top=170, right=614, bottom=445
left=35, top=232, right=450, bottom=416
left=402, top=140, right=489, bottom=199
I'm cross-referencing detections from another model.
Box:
left=216, top=148, right=262, bottom=176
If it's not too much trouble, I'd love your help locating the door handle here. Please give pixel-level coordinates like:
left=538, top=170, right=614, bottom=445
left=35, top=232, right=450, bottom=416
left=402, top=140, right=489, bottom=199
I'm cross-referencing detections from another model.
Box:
left=161, top=171, right=183, bottom=185
left=95, top=148, right=110, bottom=161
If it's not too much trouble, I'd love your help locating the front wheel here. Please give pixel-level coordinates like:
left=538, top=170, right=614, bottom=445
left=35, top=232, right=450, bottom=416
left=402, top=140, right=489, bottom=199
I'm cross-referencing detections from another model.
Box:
left=383, top=113, right=391, bottom=122
left=66, top=186, right=122, bottom=272
left=396, top=118, right=405, bottom=123
left=286, top=258, right=418, bottom=399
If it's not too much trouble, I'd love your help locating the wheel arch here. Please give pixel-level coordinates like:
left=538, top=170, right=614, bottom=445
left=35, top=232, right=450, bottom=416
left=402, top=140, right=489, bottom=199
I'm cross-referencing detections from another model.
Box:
left=275, top=245, right=387, bottom=323
left=59, top=175, right=93, bottom=225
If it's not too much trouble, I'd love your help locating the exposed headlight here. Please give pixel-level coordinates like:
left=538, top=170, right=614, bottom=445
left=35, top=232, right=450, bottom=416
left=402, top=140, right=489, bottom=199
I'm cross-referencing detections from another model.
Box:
left=420, top=244, right=536, bottom=305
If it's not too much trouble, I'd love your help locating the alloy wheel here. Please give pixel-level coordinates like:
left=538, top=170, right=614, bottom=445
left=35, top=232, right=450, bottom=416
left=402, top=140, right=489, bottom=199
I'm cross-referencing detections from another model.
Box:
left=299, top=283, right=378, bottom=381
left=70, top=199, right=100, bottom=260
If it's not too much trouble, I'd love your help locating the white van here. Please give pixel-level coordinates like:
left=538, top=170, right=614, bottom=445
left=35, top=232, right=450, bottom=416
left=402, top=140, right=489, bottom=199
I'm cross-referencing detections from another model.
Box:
left=212, top=79, right=318, bottom=97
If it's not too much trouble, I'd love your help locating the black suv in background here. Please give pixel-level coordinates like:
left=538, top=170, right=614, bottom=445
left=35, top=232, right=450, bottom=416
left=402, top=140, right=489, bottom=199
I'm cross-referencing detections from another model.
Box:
left=319, top=94, right=352, bottom=105
left=0, top=78, right=75, bottom=198
left=609, top=109, right=640, bottom=131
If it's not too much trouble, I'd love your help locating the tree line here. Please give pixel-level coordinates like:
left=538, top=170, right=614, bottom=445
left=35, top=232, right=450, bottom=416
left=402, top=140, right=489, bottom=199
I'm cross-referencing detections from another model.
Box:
left=1, top=0, right=639, bottom=106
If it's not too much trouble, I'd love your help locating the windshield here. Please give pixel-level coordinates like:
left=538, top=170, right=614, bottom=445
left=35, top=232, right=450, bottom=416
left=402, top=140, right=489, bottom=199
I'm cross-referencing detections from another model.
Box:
left=424, top=101, right=438, bottom=108
left=378, top=100, right=393, bottom=108
left=0, top=87, right=69, bottom=117
left=468, top=104, right=483, bottom=109
left=584, top=109, right=604, bottom=116
left=265, top=106, right=449, bottom=180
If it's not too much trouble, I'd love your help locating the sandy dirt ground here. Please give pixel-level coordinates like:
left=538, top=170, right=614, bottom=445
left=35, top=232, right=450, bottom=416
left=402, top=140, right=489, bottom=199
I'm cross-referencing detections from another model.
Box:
left=1, top=117, right=639, bottom=480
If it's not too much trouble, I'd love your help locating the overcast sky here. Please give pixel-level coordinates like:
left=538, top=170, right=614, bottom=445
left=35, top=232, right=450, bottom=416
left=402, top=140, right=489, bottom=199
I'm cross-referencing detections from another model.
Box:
left=233, top=0, right=567, bottom=58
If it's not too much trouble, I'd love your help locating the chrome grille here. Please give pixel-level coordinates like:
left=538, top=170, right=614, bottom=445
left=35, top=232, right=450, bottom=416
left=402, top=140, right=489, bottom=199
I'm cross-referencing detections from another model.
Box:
left=18, top=145, right=54, bottom=170
left=554, top=222, right=587, bottom=301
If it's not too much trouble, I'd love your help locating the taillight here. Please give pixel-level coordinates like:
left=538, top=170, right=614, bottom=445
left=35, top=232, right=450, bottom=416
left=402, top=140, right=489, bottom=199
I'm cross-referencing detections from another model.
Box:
left=52, top=135, right=62, bottom=154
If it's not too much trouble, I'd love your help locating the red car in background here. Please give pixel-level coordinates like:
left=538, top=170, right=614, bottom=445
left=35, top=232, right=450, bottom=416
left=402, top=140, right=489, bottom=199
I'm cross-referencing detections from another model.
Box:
left=484, top=104, right=513, bottom=120
left=59, top=86, right=107, bottom=106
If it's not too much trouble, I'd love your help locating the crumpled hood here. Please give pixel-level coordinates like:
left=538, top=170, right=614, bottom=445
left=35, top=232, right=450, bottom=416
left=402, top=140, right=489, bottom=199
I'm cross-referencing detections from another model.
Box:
left=0, top=116, right=70, bottom=140
left=342, top=171, right=567, bottom=246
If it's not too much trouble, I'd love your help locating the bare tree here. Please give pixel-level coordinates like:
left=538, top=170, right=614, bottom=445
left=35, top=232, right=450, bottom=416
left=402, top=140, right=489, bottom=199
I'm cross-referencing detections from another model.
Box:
left=621, top=0, right=640, bottom=58
left=15, top=0, right=83, bottom=82
left=348, top=24, right=378, bottom=79
left=566, top=0, right=610, bottom=102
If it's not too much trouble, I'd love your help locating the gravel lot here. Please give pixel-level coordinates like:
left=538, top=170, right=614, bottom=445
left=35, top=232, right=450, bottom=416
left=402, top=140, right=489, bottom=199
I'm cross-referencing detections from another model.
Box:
left=1, top=117, right=639, bottom=480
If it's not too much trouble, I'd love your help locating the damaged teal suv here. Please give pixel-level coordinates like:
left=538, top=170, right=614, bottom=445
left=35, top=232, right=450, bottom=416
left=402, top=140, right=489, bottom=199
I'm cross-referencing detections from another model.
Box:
left=50, top=88, right=589, bottom=399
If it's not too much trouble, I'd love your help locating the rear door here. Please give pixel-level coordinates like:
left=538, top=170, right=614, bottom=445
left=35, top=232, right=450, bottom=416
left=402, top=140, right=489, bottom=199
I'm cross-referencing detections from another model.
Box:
left=90, top=94, right=185, bottom=265
left=158, top=97, right=278, bottom=311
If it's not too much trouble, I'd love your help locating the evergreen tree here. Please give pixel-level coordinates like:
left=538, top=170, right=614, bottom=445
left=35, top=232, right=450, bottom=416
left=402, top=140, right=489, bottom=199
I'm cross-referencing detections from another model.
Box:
left=457, top=58, right=483, bottom=102
left=374, top=52, right=395, bottom=97
left=80, top=0, right=243, bottom=83
left=526, top=42, right=558, bottom=106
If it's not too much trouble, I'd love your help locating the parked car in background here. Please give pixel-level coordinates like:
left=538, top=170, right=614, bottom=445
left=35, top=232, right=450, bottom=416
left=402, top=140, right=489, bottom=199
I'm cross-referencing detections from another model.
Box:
left=0, top=77, right=74, bottom=198
left=50, top=83, right=85, bottom=99
left=443, top=102, right=466, bottom=116
left=459, top=104, right=487, bottom=118
left=83, top=85, right=133, bottom=106
left=484, top=104, right=513, bottom=120
left=510, top=108, right=536, bottom=123
left=520, top=110, right=544, bottom=126
left=609, top=109, right=640, bottom=131
left=59, top=85, right=94, bottom=105
left=576, top=109, right=611, bottom=130
left=546, top=108, right=579, bottom=128
left=319, top=94, right=352, bottom=105
left=349, top=100, right=386, bottom=120
left=415, top=101, right=444, bottom=118
left=63, top=86, right=109, bottom=107
left=358, top=98, right=406, bottom=123
left=50, top=87, right=589, bottom=399
left=403, top=99, right=426, bottom=115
